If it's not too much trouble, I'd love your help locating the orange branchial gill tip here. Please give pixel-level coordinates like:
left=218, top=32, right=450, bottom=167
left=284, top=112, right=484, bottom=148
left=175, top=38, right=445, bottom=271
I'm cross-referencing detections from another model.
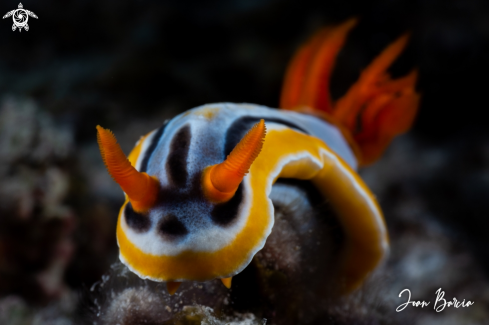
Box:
left=166, top=281, right=181, bottom=295
left=221, top=277, right=232, bottom=289
left=203, top=119, right=266, bottom=203
left=96, top=125, right=159, bottom=212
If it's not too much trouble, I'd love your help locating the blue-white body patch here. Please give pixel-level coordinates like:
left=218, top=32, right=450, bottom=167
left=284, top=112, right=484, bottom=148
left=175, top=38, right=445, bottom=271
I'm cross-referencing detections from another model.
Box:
left=121, top=103, right=359, bottom=257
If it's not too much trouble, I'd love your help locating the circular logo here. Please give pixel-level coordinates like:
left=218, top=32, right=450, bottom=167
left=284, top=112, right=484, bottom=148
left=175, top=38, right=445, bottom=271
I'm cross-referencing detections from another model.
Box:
left=13, top=9, right=28, bottom=28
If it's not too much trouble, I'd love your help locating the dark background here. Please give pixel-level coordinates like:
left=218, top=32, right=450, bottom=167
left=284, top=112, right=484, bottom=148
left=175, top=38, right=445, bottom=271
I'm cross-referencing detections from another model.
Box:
left=2, top=0, right=488, bottom=139
left=1, top=0, right=489, bottom=323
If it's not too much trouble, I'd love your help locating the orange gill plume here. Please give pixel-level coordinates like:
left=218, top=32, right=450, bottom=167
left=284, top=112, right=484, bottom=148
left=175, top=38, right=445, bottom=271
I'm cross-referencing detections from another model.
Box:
left=202, top=119, right=267, bottom=204
left=96, top=125, right=159, bottom=213
left=280, top=18, right=357, bottom=112
left=280, top=20, right=420, bottom=166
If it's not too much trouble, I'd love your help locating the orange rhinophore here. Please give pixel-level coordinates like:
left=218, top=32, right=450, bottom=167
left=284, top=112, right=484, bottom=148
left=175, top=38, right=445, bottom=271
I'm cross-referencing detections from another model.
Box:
left=96, top=125, right=159, bottom=213
left=202, top=119, right=267, bottom=203
left=281, top=22, right=419, bottom=165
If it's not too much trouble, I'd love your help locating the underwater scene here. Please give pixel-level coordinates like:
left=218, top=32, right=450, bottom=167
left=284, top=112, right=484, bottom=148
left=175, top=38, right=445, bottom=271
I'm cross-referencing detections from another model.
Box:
left=0, top=0, right=488, bottom=324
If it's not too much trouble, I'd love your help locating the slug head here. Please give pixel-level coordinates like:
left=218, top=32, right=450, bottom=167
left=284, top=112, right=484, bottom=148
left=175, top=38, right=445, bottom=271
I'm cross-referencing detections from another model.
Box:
left=96, top=119, right=267, bottom=291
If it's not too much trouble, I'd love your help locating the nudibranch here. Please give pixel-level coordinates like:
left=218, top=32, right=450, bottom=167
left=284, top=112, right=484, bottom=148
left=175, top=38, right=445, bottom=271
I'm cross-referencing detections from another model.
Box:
left=96, top=19, right=419, bottom=295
